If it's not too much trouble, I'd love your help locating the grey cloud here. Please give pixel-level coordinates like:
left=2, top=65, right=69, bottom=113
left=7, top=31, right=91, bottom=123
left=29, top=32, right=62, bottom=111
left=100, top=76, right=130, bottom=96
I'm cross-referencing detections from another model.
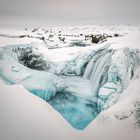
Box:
left=0, top=0, right=140, bottom=27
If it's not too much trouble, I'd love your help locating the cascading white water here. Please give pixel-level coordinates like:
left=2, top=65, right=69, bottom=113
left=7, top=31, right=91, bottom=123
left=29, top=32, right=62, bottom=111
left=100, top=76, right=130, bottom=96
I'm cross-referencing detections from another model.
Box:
left=82, top=47, right=140, bottom=111
left=83, top=49, right=114, bottom=96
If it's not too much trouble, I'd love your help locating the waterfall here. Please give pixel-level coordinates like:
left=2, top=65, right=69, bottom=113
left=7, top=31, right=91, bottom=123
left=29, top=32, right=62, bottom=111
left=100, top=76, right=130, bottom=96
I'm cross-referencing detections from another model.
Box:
left=83, top=49, right=114, bottom=96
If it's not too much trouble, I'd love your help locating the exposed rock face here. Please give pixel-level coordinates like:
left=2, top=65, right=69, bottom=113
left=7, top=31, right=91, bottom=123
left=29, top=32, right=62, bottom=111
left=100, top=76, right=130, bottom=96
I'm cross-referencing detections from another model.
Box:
left=13, top=47, right=49, bottom=70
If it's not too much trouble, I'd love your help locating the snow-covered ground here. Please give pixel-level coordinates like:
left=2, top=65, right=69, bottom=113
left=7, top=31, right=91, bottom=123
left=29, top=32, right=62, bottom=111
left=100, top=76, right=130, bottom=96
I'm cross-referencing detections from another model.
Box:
left=0, top=25, right=140, bottom=140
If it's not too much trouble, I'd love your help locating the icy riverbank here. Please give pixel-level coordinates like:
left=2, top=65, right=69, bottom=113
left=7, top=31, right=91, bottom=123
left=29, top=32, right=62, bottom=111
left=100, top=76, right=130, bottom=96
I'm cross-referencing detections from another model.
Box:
left=0, top=26, right=140, bottom=139
left=0, top=38, right=140, bottom=129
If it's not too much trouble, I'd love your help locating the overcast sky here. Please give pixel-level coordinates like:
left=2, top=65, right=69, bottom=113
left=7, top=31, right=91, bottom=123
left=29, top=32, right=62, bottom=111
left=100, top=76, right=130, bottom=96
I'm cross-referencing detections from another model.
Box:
left=0, top=0, right=140, bottom=28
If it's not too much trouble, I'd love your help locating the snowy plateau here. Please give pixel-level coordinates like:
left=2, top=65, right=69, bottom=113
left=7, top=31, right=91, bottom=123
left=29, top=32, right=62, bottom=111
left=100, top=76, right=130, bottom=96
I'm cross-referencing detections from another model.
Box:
left=0, top=25, right=140, bottom=140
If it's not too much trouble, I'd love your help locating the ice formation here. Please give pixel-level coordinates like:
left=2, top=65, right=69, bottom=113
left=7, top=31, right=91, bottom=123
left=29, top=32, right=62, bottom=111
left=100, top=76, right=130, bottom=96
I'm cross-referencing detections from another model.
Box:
left=0, top=40, right=140, bottom=130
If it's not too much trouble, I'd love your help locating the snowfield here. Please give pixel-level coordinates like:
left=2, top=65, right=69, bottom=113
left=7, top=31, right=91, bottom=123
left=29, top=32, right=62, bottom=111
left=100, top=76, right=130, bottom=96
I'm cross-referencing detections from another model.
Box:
left=0, top=25, right=140, bottom=140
